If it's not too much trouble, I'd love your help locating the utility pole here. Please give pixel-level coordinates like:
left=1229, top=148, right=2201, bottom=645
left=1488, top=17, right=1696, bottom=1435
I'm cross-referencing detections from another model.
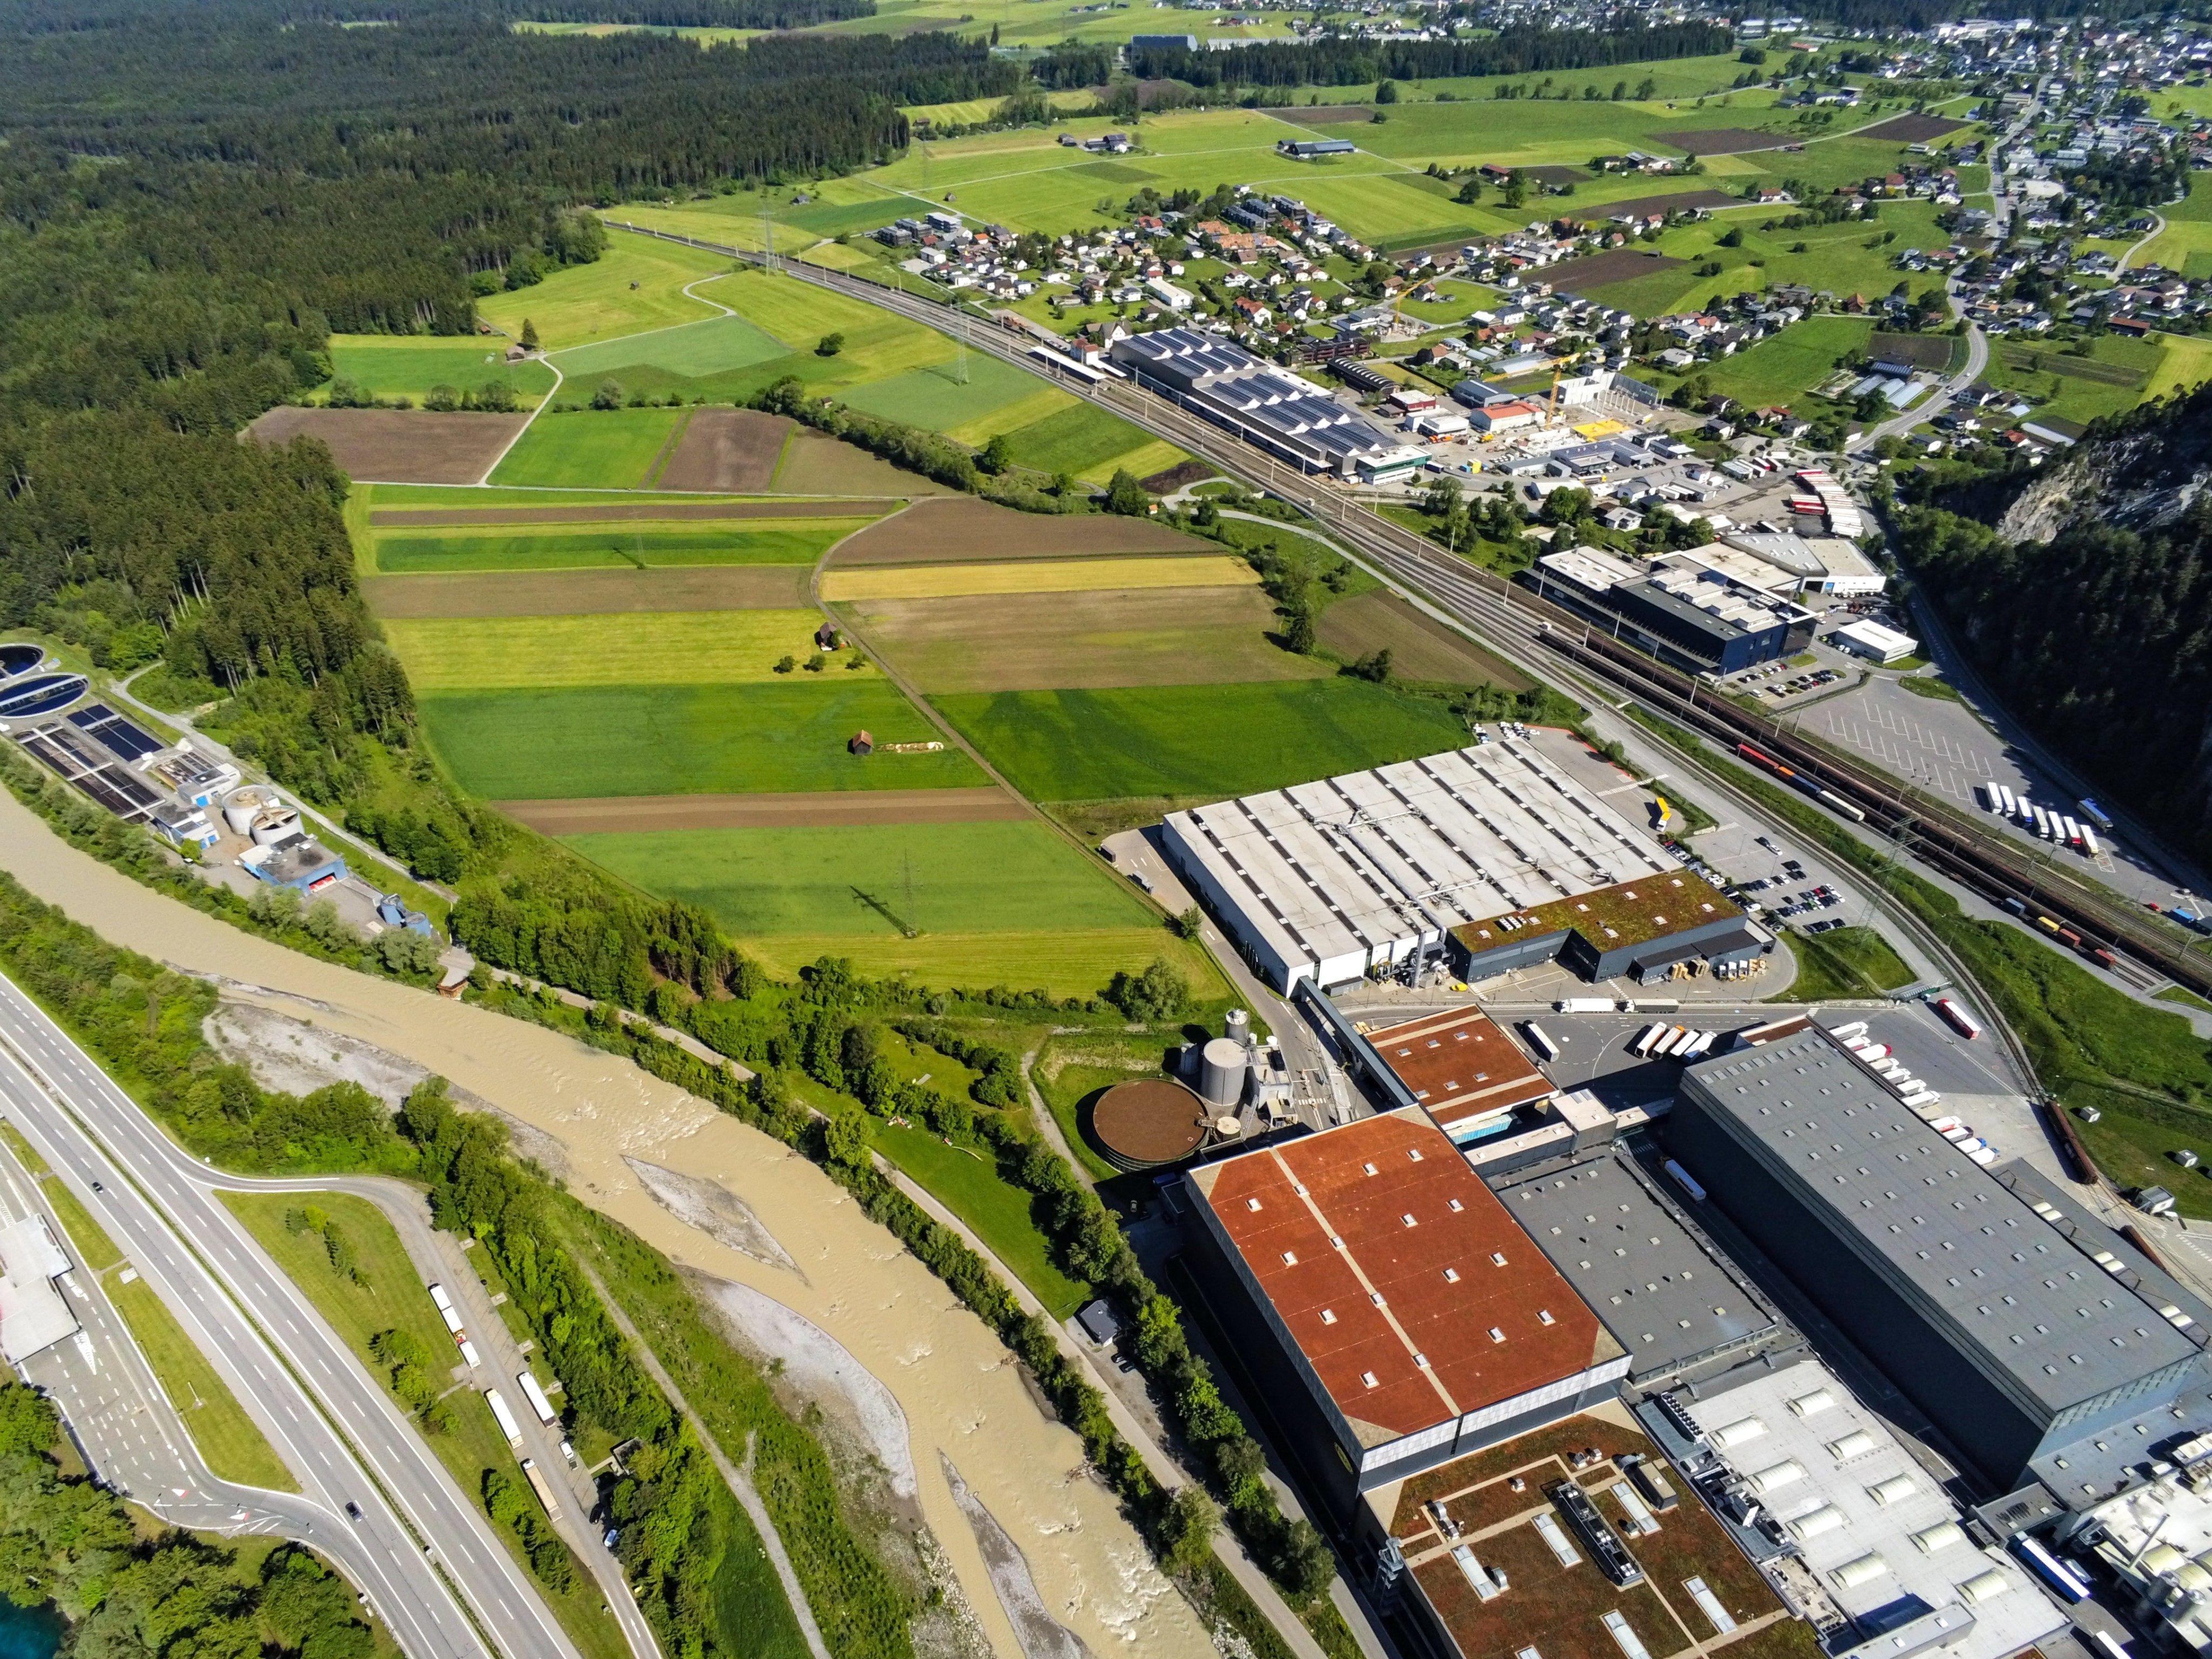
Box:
left=761, top=200, right=775, bottom=274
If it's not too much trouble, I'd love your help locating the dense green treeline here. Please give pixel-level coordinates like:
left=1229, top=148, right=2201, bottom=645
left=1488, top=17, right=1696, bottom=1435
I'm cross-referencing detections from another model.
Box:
left=1123, top=22, right=1731, bottom=89
left=1896, top=379, right=2212, bottom=865
left=0, top=1377, right=376, bottom=1656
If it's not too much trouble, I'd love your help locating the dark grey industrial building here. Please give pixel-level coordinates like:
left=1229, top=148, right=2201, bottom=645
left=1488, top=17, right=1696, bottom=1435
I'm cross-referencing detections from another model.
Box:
left=1494, top=1148, right=1789, bottom=1389
left=1667, top=1024, right=2211, bottom=1491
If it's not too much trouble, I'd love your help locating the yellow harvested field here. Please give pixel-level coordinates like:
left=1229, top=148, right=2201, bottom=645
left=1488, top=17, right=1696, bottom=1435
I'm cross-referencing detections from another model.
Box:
left=821, top=555, right=1256, bottom=601
left=386, top=610, right=862, bottom=690
left=1078, top=437, right=1189, bottom=488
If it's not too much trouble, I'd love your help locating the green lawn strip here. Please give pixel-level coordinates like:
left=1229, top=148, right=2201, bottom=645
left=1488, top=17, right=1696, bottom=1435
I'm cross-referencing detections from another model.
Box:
left=419, top=680, right=988, bottom=799
left=1776, top=923, right=1915, bottom=1002
left=1001, top=399, right=1171, bottom=476
left=561, top=820, right=1156, bottom=940
left=374, top=523, right=860, bottom=573
left=1304, top=1598, right=1365, bottom=1659
left=489, top=409, right=690, bottom=489
left=44, top=1178, right=123, bottom=1272
left=933, top=679, right=1474, bottom=803
left=838, top=352, right=1044, bottom=431
left=215, top=1191, right=629, bottom=1659
left=0, top=1120, right=50, bottom=1177
left=873, top=1123, right=1091, bottom=1317
left=2158, top=986, right=2212, bottom=1016
left=1894, top=675, right=1963, bottom=703
left=544, top=1197, right=895, bottom=1659
left=366, top=484, right=808, bottom=510
left=103, top=1269, right=300, bottom=1493
left=1668, top=315, right=1874, bottom=409
left=552, top=314, right=791, bottom=382
left=1632, top=710, right=2212, bottom=1215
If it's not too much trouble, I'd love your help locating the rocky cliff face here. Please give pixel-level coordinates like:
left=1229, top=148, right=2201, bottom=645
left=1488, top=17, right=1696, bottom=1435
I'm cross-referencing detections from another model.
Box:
left=1995, top=423, right=2212, bottom=545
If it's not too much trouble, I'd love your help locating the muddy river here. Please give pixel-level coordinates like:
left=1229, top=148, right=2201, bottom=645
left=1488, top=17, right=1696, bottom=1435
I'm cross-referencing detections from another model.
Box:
left=0, top=790, right=1207, bottom=1659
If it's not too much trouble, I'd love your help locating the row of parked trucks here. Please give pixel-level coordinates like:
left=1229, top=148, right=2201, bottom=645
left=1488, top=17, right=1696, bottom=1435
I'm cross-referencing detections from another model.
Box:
left=1974, top=783, right=2105, bottom=857
left=427, top=1280, right=569, bottom=1522
left=1630, top=1023, right=1721, bottom=1061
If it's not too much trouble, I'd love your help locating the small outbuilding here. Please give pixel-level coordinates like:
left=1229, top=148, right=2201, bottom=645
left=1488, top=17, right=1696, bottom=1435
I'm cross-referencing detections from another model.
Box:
left=848, top=730, right=874, bottom=755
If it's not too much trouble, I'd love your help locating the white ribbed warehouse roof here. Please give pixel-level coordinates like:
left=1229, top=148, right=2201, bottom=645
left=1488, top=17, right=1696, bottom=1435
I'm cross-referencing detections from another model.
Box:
left=1162, top=739, right=1672, bottom=989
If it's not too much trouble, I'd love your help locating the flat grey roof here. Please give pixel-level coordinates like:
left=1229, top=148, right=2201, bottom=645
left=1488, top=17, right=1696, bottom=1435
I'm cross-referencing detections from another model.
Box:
left=1496, top=1149, right=1782, bottom=1380
left=1682, top=1027, right=2207, bottom=1419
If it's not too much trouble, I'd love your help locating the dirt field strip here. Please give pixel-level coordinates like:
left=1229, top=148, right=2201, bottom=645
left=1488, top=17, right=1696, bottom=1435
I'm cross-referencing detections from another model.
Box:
left=1857, top=112, right=1970, bottom=142
left=248, top=407, right=531, bottom=485
left=821, top=554, right=1257, bottom=602
left=1662, top=127, right=1800, bottom=156
left=496, top=787, right=1027, bottom=833
left=372, top=499, right=903, bottom=526
left=830, top=495, right=1212, bottom=565
left=1535, top=248, right=1689, bottom=290
left=1574, top=188, right=1739, bottom=220
left=365, top=567, right=812, bottom=617
left=640, top=405, right=698, bottom=489
left=657, top=408, right=795, bottom=493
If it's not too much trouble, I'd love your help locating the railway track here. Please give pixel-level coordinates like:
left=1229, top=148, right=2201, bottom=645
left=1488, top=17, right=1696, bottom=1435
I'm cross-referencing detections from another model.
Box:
left=607, top=220, right=2212, bottom=1002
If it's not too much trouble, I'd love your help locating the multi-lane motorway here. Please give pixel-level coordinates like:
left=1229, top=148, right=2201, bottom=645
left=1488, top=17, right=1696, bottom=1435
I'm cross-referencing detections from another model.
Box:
left=0, top=969, right=584, bottom=1659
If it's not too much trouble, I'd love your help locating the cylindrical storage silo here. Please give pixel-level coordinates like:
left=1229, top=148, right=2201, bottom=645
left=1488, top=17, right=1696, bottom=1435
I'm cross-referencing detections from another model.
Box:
left=251, top=805, right=301, bottom=845
left=222, top=786, right=275, bottom=836
left=1198, top=1037, right=1247, bottom=1109
left=1225, top=1008, right=1251, bottom=1047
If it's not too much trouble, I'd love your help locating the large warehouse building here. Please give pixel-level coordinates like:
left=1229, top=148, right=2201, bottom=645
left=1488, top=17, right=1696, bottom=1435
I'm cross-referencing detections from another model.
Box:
left=1111, top=327, right=1427, bottom=482
left=1669, top=1023, right=2212, bottom=1491
left=1162, top=740, right=1753, bottom=991
left=1182, top=1108, right=1628, bottom=1520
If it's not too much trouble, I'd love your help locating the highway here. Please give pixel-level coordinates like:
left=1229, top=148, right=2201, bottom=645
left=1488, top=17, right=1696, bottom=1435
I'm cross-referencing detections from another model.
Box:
left=0, top=969, right=585, bottom=1659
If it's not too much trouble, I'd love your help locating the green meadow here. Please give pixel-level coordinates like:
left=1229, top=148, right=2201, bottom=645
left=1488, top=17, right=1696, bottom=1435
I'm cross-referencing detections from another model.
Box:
left=488, top=408, right=688, bottom=488
left=375, top=523, right=861, bottom=573
left=935, top=679, right=1475, bottom=804
left=422, top=680, right=986, bottom=798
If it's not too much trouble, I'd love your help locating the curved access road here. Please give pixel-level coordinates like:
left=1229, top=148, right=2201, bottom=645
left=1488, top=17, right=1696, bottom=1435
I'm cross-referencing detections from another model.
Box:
left=0, top=972, right=583, bottom=1659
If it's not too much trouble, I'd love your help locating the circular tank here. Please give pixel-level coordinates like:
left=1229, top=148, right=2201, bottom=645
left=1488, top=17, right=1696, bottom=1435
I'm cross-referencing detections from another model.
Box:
left=1090, top=1078, right=1209, bottom=1174
left=1224, top=1008, right=1251, bottom=1047
left=250, top=805, right=301, bottom=846
left=222, top=786, right=276, bottom=835
left=1198, top=1037, right=1248, bottom=1109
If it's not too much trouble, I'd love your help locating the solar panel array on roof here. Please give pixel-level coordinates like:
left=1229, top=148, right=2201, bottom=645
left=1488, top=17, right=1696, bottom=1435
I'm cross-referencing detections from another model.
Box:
left=1111, top=327, right=1403, bottom=476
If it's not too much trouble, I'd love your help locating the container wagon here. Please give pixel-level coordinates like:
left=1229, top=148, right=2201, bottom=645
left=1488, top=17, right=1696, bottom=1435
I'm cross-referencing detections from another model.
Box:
left=1521, top=1023, right=1559, bottom=1063
left=485, top=1388, right=524, bottom=1448
left=520, top=1458, right=563, bottom=1522
left=2035, top=1099, right=2096, bottom=1185
left=517, top=1370, right=558, bottom=1428
left=1932, top=998, right=1980, bottom=1039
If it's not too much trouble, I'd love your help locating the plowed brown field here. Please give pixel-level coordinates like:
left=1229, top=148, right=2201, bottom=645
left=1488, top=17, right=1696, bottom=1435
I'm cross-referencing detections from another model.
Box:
left=249, top=407, right=528, bottom=484
left=832, top=496, right=1211, bottom=565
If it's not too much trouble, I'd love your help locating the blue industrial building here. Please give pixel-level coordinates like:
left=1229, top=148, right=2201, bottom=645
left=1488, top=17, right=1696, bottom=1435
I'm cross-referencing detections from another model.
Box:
left=1668, top=1023, right=2212, bottom=1491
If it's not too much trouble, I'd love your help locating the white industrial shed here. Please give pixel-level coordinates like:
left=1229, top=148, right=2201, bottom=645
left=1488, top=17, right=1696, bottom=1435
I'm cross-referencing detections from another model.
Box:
left=1161, top=740, right=1672, bottom=991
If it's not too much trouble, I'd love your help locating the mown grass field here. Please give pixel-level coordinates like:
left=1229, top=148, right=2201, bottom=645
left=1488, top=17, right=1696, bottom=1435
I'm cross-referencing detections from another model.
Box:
left=423, top=680, right=986, bottom=798
left=555, top=311, right=788, bottom=382
left=563, top=819, right=1155, bottom=936
left=489, top=408, right=687, bottom=488
left=476, top=235, right=739, bottom=349
left=744, top=927, right=1223, bottom=999
left=375, top=522, right=862, bottom=573
left=328, top=336, right=557, bottom=407
left=821, top=554, right=1254, bottom=601
left=105, top=1270, right=299, bottom=1492
left=387, top=610, right=850, bottom=690
left=873, top=1123, right=1091, bottom=1317
left=1588, top=202, right=1952, bottom=319
left=1984, top=333, right=2176, bottom=426
left=936, top=678, right=1474, bottom=802
left=1658, top=315, right=1874, bottom=408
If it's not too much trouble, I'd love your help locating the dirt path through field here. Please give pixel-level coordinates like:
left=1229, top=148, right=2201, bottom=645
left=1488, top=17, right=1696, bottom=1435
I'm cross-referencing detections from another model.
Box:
left=0, top=789, right=1206, bottom=1659
left=497, top=787, right=1026, bottom=832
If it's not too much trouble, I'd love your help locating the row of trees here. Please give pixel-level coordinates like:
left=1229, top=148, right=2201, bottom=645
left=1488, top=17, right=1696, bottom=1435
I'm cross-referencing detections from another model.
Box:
left=1120, top=22, right=1731, bottom=89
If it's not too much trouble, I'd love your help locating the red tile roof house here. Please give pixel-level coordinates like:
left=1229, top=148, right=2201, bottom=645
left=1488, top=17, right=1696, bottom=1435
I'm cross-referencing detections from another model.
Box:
left=1181, top=1108, right=1626, bottom=1523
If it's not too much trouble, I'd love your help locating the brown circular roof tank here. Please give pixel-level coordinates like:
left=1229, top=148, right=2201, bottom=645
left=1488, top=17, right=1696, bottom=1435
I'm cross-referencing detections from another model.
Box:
left=1090, top=1078, right=1210, bottom=1174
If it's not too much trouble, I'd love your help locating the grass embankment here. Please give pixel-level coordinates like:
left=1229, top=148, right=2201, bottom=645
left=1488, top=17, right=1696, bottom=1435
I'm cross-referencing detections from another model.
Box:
left=1777, top=924, right=1916, bottom=1002
left=103, top=1269, right=299, bottom=1492
left=1632, top=710, right=2212, bottom=1216
left=217, top=1191, right=636, bottom=1659
left=874, top=1122, right=1091, bottom=1317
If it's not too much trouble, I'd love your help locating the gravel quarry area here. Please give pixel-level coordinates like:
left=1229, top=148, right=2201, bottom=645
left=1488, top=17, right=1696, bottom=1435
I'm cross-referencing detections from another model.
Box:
left=0, top=786, right=1208, bottom=1659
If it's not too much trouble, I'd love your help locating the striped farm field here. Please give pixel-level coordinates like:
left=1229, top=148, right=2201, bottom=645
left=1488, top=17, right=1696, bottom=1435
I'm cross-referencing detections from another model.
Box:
left=374, top=521, right=868, bottom=572
left=386, top=610, right=857, bottom=690
left=821, top=554, right=1256, bottom=601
